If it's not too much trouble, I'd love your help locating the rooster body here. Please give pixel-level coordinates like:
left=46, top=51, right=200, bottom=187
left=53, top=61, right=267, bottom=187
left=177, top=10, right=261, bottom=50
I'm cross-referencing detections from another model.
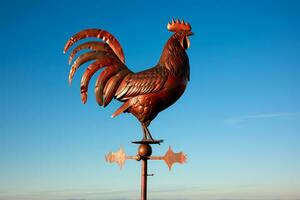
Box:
left=64, top=20, right=193, bottom=141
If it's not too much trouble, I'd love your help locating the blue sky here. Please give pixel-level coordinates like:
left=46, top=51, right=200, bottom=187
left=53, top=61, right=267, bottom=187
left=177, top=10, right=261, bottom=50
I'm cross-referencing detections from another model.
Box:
left=1, top=0, right=300, bottom=200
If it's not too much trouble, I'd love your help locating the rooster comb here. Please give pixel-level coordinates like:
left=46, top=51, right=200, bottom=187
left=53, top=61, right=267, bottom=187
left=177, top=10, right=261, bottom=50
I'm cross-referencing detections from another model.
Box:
left=167, top=19, right=191, bottom=32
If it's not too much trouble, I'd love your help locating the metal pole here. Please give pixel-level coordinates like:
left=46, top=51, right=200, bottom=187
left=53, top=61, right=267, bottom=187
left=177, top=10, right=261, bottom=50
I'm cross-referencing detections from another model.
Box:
left=141, top=158, right=147, bottom=200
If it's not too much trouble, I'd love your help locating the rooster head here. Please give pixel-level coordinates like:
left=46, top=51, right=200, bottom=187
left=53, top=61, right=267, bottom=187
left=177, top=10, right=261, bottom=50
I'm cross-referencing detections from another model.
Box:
left=167, top=19, right=193, bottom=49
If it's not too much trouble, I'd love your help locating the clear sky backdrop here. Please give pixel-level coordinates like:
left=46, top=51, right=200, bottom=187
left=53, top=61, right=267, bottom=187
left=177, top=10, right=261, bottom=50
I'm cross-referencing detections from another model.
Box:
left=1, top=0, right=300, bottom=200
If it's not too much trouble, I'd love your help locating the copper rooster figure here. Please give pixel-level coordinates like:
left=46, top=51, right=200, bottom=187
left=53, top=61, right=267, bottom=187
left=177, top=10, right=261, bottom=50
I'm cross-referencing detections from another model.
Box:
left=63, top=19, right=193, bottom=142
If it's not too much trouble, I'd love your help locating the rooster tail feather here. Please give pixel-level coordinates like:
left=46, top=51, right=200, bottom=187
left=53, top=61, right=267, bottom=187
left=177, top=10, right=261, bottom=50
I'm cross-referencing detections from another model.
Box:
left=64, top=28, right=131, bottom=107
left=80, top=57, right=120, bottom=103
left=69, top=51, right=114, bottom=84
left=69, top=41, right=113, bottom=64
left=64, top=29, right=125, bottom=63
left=95, top=65, right=121, bottom=106
left=103, top=70, right=130, bottom=107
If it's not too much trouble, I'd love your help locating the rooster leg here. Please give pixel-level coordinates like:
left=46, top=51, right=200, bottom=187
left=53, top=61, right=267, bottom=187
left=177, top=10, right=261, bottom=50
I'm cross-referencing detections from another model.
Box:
left=141, top=123, right=154, bottom=141
left=141, top=123, right=147, bottom=140
left=145, top=126, right=154, bottom=141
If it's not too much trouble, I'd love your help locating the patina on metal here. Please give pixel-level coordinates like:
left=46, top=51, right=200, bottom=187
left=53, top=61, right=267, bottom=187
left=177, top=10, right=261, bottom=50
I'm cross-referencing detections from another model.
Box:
left=64, top=19, right=193, bottom=200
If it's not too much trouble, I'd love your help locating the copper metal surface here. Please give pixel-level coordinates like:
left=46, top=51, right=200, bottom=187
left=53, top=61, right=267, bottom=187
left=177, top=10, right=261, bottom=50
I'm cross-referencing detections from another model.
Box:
left=138, top=144, right=152, bottom=157
left=64, top=19, right=193, bottom=200
left=141, top=158, right=148, bottom=200
left=132, top=139, right=164, bottom=144
left=105, top=140, right=187, bottom=200
left=63, top=19, right=193, bottom=141
left=105, top=147, right=127, bottom=169
left=105, top=145, right=187, bottom=170
left=150, top=146, right=187, bottom=171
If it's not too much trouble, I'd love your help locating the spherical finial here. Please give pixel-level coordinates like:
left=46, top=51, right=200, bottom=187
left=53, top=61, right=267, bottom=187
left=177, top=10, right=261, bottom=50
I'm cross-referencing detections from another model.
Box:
left=138, top=144, right=152, bottom=157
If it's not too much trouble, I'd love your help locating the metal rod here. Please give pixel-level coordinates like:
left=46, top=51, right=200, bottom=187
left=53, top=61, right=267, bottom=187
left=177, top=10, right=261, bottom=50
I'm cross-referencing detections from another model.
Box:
left=148, top=156, right=163, bottom=160
left=141, top=158, right=147, bottom=200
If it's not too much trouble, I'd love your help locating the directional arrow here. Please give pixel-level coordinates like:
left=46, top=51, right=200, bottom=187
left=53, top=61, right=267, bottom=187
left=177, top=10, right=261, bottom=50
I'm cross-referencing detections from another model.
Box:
left=105, top=146, right=187, bottom=170
left=105, top=147, right=127, bottom=169
left=150, top=146, right=187, bottom=171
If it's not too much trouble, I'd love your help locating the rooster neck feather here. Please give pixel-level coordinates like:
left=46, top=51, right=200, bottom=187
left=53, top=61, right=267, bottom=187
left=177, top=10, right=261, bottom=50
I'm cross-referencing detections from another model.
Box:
left=159, top=35, right=190, bottom=81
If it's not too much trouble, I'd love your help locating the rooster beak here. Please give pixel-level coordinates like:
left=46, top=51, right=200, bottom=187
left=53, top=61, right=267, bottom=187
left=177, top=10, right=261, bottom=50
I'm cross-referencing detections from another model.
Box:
left=187, top=31, right=194, bottom=36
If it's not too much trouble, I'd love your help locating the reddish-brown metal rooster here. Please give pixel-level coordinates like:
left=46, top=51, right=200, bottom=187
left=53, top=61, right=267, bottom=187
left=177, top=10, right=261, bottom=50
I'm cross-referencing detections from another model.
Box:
left=64, top=19, right=193, bottom=142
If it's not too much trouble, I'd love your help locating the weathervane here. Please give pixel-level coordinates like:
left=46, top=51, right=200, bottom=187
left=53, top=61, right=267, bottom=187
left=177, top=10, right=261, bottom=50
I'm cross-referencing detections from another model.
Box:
left=106, top=144, right=186, bottom=200
left=63, top=19, right=193, bottom=200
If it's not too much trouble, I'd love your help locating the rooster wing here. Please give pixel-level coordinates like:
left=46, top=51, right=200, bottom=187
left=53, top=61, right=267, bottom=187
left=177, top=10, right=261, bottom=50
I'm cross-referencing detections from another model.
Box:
left=115, top=66, right=168, bottom=101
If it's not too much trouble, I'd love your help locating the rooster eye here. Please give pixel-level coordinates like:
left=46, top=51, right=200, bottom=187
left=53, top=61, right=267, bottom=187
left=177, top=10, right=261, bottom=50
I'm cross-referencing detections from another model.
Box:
left=176, top=32, right=182, bottom=36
